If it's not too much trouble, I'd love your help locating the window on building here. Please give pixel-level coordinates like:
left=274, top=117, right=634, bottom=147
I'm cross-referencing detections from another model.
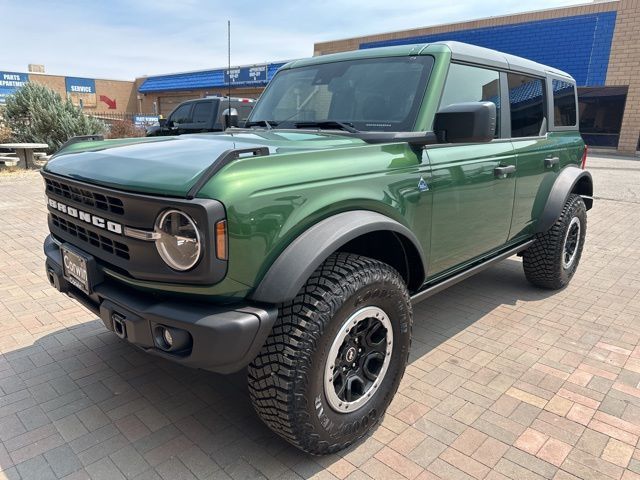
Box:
left=170, top=104, right=192, bottom=124
left=439, top=63, right=501, bottom=138
left=192, top=102, right=213, bottom=124
left=508, top=73, right=545, bottom=137
left=579, top=86, right=628, bottom=148
left=552, top=79, right=577, bottom=127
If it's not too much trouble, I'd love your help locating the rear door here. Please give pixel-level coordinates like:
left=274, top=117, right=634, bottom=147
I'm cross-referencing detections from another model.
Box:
left=426, top=62, right=517, bottom=276
left=506, top=73, right=561, bottom=241
left=188, top=100, right=216, bottom=133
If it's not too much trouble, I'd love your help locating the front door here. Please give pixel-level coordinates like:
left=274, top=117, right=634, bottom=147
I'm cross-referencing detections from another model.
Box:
left=167, top=102, right=194, bottom=135
left=425, top=62, right=516, bottom=277
left=426, top=142, right=516, bottom=276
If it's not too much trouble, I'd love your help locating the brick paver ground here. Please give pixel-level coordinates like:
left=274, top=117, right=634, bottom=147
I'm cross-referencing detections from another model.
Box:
left=1, top=156, right=640, bottom=480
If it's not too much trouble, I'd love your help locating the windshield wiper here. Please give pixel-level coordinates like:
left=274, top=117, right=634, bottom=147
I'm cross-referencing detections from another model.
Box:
left=245, top=120, right=277, bottom=130
left=294, top=121, right=359, bottom=133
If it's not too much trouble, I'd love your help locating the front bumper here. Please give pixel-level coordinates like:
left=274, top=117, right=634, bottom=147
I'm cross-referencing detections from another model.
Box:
left=44, top=235, right=277, bottom=374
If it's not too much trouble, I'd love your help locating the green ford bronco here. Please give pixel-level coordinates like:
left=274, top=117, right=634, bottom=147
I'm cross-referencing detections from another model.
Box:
left=43, top=41, right=592, bottom=454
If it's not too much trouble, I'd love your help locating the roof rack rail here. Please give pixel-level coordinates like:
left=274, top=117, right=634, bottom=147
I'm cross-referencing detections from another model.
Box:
left=186, top=146, right=270, bottom=199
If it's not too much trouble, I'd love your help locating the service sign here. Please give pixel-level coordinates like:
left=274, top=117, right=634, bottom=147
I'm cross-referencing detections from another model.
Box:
left=65, top=77, right=97, bottom=108
left=0, top=71, right=28, bottom=104
left=223, top=65, right=268, bottom=85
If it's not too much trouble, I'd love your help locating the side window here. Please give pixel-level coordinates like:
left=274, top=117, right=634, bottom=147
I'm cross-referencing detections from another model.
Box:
left=170, top=104, right=192, bottom=124
left=440, top=63, right=501, bottom=138
left=192, top=102, right=213, bottom=124
left=552, top=79, right=577, bottom=127
left=508, top=74, right=546, bottom=137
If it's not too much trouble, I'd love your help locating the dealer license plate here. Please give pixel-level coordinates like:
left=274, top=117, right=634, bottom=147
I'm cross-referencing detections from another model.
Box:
left=61, top=245, right=91, bottom=294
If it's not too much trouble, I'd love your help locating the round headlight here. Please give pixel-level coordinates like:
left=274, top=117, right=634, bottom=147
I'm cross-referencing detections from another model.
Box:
left=154, top=209, right=201, bottom=271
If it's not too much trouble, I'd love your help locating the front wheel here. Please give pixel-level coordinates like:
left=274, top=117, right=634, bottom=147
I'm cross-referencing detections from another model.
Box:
left=523, top=193, right=587, bottom=289
left=248, top=253, right=412, bottom=455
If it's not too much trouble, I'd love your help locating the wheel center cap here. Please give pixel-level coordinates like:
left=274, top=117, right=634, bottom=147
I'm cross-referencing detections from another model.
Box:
left=344, top=346, right=357, bottom=363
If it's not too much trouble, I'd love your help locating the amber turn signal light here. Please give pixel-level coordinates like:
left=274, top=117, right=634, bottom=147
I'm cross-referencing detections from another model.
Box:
left=215, top=220, right=227, bottom=260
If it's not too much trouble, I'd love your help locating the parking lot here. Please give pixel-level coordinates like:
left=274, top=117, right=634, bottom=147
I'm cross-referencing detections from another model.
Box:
left=1, top=154, right=639, bottom=480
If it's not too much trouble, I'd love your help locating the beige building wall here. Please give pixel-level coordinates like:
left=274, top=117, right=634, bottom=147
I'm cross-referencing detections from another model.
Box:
left=314, top=2, right=619, bottom=55
left=314, top=0, right=639, bottom=154
left=94, top=79, right=137, bottom=113
left=28, top=74, right=66, bottom=98
left=606, top=0, right=640, bottom=153
left=27, top=74, right=136, bottom=114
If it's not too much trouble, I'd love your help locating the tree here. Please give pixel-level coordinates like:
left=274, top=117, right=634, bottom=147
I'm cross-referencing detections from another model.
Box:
left=1, top=82, right=106, bottom=153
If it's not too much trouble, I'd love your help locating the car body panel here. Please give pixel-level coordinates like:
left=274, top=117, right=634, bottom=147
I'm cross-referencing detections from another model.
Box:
left=509, top=131, right=585, bottom=239
left=42, top=41, right=587, bottom=304
left=44, top=131, right=369, bottom=197
left=425, top=140, right=516, bottom=274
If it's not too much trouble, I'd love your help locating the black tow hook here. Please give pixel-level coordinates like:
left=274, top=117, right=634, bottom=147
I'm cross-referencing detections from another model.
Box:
left=112, top=313, right=127, bottom=339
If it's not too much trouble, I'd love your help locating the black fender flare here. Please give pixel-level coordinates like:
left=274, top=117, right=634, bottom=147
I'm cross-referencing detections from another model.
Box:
left=536, top=166, right=593, bottom=233
left=249, top=210, right=427, bottom=304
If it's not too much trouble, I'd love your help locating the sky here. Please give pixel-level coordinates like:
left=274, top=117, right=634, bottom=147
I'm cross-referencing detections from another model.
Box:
left=0, top=0, right=591, bottom=80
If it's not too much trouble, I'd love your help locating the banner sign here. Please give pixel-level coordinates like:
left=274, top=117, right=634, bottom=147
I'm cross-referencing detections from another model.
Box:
left=0, top=72, right=28, bottom=104
left=224, top=65, right=268, bottom=85
left=65, top=77, right=97, bottom=108
left=133, top=115, right=159, bottom=127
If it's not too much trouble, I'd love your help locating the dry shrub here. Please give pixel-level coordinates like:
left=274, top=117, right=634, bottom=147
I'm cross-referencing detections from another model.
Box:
left=0, top=118, right=13, bottom=143
left=106, top=120, right=146, bottom=139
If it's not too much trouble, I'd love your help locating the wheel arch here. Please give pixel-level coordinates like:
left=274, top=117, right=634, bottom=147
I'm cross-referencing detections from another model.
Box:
left=249, top=210, right=427, bottom=304
left=535, top=166, right=593, bottom=234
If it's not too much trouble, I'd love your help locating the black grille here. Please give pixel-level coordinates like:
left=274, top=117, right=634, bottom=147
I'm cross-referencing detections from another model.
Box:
left=51, top=214, right=130, bottom=260
left=45, top=178, right=124, bottom=215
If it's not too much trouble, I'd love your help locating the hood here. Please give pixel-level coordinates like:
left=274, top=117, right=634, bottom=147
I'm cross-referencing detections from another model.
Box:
left=43, top=131, right=365, bottom=197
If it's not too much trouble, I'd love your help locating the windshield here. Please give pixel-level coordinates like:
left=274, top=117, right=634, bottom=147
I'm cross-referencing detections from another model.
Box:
left=248, top=56, right=434, bottom=132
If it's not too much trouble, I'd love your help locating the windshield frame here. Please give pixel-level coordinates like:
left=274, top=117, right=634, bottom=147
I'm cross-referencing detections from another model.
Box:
left=247, top=55, right=435, bottom=133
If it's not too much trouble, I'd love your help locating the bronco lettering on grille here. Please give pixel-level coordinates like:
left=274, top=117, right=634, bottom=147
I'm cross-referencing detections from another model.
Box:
left=48, top=198, right=123, bottom=234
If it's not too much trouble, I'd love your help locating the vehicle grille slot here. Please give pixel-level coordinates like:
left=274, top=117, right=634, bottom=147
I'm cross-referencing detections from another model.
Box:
left=51, top=213, right=130, bottom=260
left=45, top=178, right=125, bottom=215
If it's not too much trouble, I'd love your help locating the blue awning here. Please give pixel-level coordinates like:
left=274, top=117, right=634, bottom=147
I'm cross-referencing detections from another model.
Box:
left=139, top=62, right=287, bottom=93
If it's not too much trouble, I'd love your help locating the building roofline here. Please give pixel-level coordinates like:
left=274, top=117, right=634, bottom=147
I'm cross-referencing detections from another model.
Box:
left=137, top=60, right=295, bottom=80
left=314, top=0, right=618, bottom=46
left=2, top=71, right=134, bottom=83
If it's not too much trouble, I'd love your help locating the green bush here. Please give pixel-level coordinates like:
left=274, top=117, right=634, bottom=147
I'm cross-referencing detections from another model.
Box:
left=1, top=83, right=106, bottom=153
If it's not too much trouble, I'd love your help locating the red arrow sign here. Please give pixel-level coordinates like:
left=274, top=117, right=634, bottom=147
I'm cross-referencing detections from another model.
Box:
left=99, top=95, right=117, bottom=109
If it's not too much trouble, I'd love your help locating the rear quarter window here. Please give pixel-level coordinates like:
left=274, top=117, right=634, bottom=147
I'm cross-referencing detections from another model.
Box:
left=552, top=79, right=577, bottom=127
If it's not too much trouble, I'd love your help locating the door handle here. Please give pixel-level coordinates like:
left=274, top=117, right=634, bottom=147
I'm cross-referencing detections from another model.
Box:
left=494, top=165, right=516, bottom=178
left=544, top=157, right=560, bottom=168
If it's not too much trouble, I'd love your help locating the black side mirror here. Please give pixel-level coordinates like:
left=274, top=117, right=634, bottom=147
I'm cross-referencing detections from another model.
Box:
left=223, top=108, right=239, bottom=129
left=434, top=101, right=496, bottom=143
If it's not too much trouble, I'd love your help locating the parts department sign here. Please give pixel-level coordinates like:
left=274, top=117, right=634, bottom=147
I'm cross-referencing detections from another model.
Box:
left=0, top=72, right=28, bottom=104
left=65, top=77, right=97, bottom=108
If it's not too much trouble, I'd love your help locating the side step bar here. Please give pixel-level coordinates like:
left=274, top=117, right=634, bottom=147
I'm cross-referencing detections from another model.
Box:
left=410, top=240, right=535, bottom=305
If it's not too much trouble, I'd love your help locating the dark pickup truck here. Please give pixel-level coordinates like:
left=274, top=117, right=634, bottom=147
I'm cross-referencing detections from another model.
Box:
left=146, top=96, right=255, bottom=136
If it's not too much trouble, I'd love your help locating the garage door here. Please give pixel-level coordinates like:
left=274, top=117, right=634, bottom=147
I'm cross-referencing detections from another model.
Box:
left=158, top=94, right=200, bottom=117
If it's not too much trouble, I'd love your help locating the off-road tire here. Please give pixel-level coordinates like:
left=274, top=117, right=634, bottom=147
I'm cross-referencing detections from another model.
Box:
left=523, top=193, right=587, bottom=289
left=248, top=253, right=412, bottom=455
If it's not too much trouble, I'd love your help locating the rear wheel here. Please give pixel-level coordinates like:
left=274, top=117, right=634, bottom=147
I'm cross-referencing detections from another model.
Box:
left=523, top=194, right=587, bottom=289
left=248, top=253, right=412, bottom=455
